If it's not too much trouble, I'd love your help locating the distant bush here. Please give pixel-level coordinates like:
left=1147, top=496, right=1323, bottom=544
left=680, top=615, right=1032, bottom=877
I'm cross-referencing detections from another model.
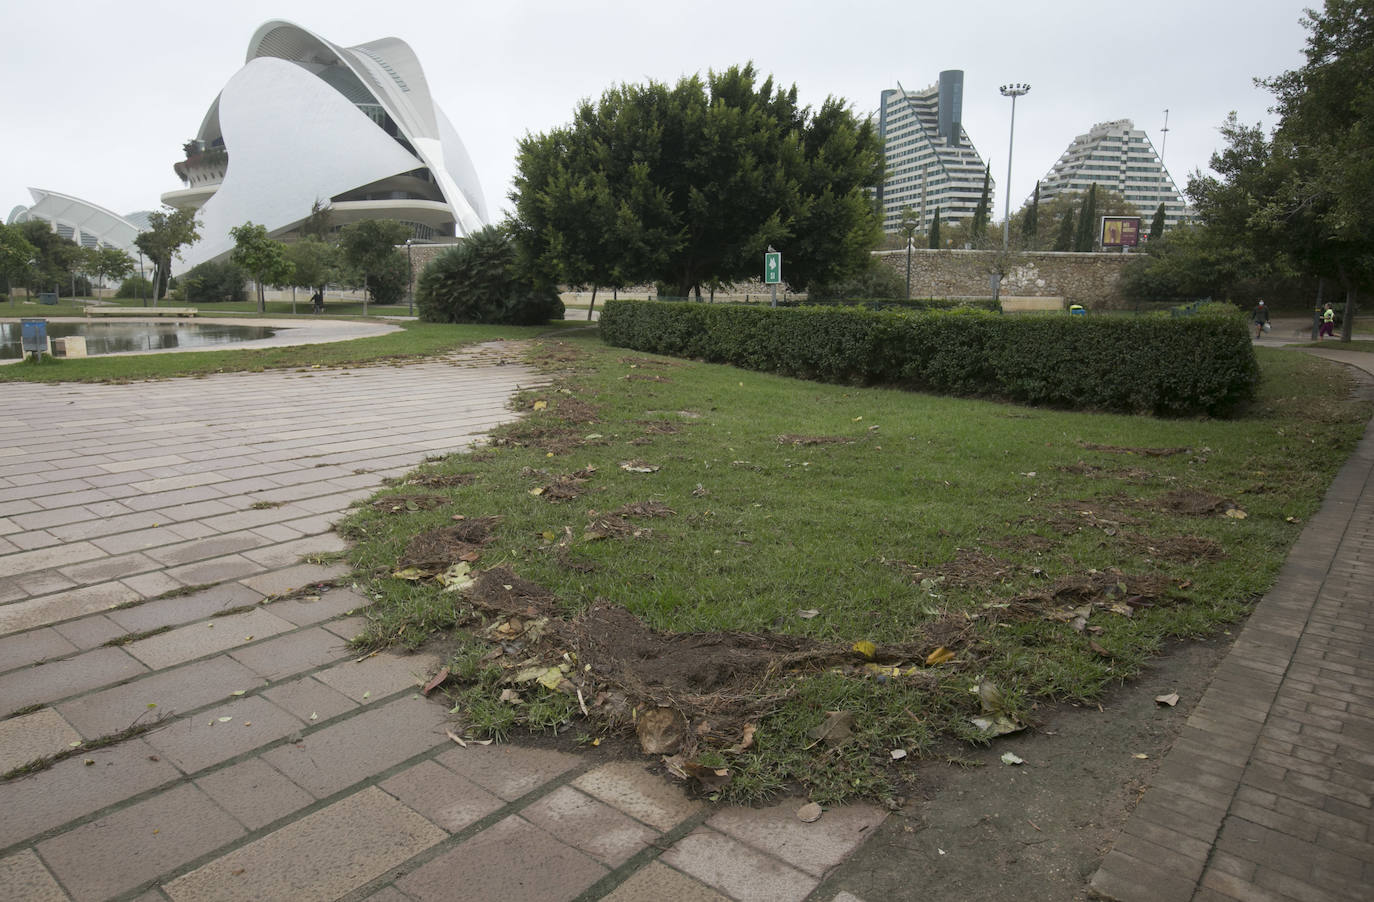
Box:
left=416, top=227, right=564, bottom=325
left=599, top=300, right=1258, bottom=417
left=178, top=260, right=247, bottom=303
left=115, top=276, right=154, bottom=299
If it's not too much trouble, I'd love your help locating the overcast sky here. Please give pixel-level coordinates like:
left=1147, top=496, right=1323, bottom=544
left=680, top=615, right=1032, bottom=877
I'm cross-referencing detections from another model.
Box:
left=3, top=0, right=1312, bottom=228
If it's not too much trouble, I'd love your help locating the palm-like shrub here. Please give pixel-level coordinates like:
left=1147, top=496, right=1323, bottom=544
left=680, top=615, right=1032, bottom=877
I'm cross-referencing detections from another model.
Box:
left=416, top=226, right=564, bottom=325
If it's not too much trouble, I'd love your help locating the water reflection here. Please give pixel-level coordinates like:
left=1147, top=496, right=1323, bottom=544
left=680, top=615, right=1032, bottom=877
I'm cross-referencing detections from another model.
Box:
left=0, top=322, right=276, bottom=360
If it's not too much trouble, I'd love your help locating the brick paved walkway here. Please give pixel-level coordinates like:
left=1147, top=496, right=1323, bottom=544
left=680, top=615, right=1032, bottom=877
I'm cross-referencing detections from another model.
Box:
left=0, top=339, right=884, bottom=902
left=1092, top=347, right=1374, bottom=902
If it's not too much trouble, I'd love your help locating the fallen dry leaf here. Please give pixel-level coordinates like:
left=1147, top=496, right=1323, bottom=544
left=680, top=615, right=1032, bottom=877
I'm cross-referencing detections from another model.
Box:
left=925, top=646, right=955, bottom=666
left=681, top=761, right=732, bottom=790
left=805, top=710, right=854, bottom=748
left=637, top=706, right=687, bottom=754
left=445, top=728, right=468, bottom=747
left=422, top=667, right=451, bottom=697
left=1155, top=692, right=1180, bottom=707
left=851, top=640, right=877, bottom=660
left=1001, top=752, right=1025, bottom=765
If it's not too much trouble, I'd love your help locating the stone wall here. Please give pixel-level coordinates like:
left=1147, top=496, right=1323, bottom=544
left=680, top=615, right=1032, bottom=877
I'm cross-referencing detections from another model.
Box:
left=875, top=248, right=1135, bottom=309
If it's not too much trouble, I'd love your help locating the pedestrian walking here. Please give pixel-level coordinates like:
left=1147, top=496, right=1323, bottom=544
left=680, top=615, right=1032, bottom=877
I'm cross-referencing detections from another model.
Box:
left=1253, top=300, right=1270, bottom=339
left=1320, top=302, right=1335, bottom=339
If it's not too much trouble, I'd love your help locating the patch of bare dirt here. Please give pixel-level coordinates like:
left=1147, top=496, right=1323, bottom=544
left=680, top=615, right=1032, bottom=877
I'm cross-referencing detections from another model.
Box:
left=613, top=501, right=676, bottom=518
left=370, top=494, right=448, bottom=514
left=404, top=473, right=476, bottom=488
left=636, top=420, right=683, bottom=436
left=1119, top=533, right=1226, bottom=563
left=1078, top=442, right=1191, bottom=457
left=1055, top=461, right=1167, bottom=483
left=883, top=549, right=1023, bottom=591
left=1031, top=500, right=1146, bottom=536
left=1145, top=489, right=1237, bottom=516
left=398, top=517, right=500, bottom=571
left=524, top=466, right=598, bottom=503
left=776, top=434, right=856, bottom=446
left=987, top=534, right=1055, bottom=554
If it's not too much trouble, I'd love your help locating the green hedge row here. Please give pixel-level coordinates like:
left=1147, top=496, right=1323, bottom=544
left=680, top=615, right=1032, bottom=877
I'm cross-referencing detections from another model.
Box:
left=599, top=300, right=1259, bottom=416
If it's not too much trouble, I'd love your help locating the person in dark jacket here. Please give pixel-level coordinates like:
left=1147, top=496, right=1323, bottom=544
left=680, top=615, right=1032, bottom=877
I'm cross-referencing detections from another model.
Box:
left=1252, top=300, right=1270, bottom=338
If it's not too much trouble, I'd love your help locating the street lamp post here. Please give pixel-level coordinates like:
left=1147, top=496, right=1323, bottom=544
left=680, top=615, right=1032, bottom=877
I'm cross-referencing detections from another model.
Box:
left=405, top=239, right=414, bottom=316
left=999, top=83, right=1030, bottom=252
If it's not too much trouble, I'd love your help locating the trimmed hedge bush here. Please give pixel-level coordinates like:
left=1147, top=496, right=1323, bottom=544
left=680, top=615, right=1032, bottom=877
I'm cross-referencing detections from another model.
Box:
left=599, top=300, right=1259, bottom=416
left=417, top=226, right=564, bottom=325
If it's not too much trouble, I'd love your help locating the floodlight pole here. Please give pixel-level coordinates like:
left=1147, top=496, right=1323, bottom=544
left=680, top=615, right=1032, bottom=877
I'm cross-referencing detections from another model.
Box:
left=999, top=83, right=1030, bottom=252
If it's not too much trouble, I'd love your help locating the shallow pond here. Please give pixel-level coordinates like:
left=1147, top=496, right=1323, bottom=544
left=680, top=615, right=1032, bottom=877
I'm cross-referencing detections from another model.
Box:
left=0, top=321, right=277, bottom=360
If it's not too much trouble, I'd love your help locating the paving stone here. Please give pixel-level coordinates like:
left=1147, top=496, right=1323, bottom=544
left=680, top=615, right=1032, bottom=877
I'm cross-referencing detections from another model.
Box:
left=379, top=759, right=505, bottom=832
left=0, top=849, right=70, bottom=902
left=228, top=626, right=350, bottom=681
left=0, top=540, right=106, bottom=579
left=522, top=785, right=660, bottom=866
left=37, top=782, right=244, bottom=902
left=436, top=741, right=580, bottom=802
left=0, top=646, right=147, bottom=714
left=164, top=786, right=445, bottom=902
left=312, top=649, right=441, bottom=703
left=120, top=570, right=187, bottom=599
left=321, top=614, right=370, bottom=641
left=0, top=581, right=144, bottom=636
left=194, top=757, right=316, bottom=830
left=360, top=889, right=414, bottom=902
left=122, top=608, right=295, bottom=670
left=396, top=814, right=607, bottom=902
left=0, top=626, right=77, bottom=673
left=59, top=551, right=161, bottom=585
left=107, top=582, right=265, bottom=634
left=572, top=760, right=704, bottom=831
left=15, top=569, right=78, bottom=596
left=241, top=538, right=349, bottom=570
left=660, top=827, right=818, bottom=902
left=237, top=562, right=344, bottom=597
left=56, top=655, right=265, bottom=739
left=0, top=706, right=83, bottom=773
left=51, top=613, right=126, bottom=649
left=163, top=553, right=268, bottom=587
left=265, top=586, right=367, bottom=627
left=261, top=675, right=358, bottom=723
left=601, top=862, right=731, bottom=902
left=706, top=799, right=886, bottom=877
left=145, top=695, right=305, bottom=773
left=0, top=737, right=181, bottom=848
left=261, top=695, right=449, bottom=798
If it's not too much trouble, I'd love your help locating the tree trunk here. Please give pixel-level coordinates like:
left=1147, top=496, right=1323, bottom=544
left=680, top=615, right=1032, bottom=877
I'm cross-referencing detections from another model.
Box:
left=1343, top=287, right=1357, bottom=342
left=587, top=285, right=597, bottom=321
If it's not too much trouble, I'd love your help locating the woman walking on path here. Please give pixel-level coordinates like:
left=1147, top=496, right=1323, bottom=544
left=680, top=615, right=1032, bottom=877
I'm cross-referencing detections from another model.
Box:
left=1320, top=303, right=1335, bottom=339
left=1253, top=300, right=1270, bottom=339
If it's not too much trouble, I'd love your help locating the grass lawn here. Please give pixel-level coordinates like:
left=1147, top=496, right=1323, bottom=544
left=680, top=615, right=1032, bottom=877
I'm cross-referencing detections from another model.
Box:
left=337, top=333, right=1371, bottom=803
left=0, top=321, right=576, bottom=383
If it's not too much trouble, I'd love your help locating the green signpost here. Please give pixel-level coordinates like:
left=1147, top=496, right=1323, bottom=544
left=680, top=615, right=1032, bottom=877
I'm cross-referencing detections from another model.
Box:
left=764, top=250, right=781, bottom=306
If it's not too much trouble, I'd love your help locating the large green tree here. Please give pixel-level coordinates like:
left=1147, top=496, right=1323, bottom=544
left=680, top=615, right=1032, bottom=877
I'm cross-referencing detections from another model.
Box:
left=16, top=221, right=81, bottom=296
left=1021, top=183, right=1040, bottom=248
left=134, top=208, right=201, bottom=301
left=1073, top=183, right=1099, bottom=252
left=339, top=219, right=411, bottom=310
left=1189, top=0, right=1373, bottom=339
left=971, top=165, right=991, bottom=238
left=0, top=222, right=38, bottom=298
left=285, top=239, right=338, bottom=299
left=229, top=222, right=294, bottom=313
left=513, top=64, right=881, bottom=298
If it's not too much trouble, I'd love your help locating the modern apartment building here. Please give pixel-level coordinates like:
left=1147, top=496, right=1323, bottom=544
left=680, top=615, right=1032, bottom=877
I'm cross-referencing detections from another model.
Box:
left=876, top=71, right=990, bottom=235
left=1035, top=119, right=1187, bottom=229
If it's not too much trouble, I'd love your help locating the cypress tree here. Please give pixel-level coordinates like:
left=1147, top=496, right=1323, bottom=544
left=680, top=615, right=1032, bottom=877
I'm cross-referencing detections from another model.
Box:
left=928, top=208, right=941, bottom=249
left=1073, top=183, right=1098, bottom=251
left=1054, top=204, right=1076, bottom=251
left=1150, top=202, right=1166, bottom=242
left=1021, top=183, right=1040, bottom=248
left=971, top=166, right=990, bottom=238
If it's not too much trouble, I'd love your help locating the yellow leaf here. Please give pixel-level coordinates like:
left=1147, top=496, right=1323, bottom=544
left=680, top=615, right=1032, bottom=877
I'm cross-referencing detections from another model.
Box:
left=532, top=400, right=548, bottom=410
left=851, top=640, right=877, bottom=660
left=1225, top=508, right=1248, bottom=519
left=392, top=567, right=427, bottom=580
left=529, top=487, right=545, bottom=496
left=925, top=646, right=956, bottom=666
left=541, top=531, right=557, bottom=542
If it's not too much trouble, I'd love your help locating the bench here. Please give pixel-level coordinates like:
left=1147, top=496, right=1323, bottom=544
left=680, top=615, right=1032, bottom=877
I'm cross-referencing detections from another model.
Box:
left=1000, top=296, right=1065, bottom=313
left=84, top=306, right=198, bottom=318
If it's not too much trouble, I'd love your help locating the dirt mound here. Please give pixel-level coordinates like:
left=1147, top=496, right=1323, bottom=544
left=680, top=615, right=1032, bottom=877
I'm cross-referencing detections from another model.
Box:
left=405, top=473, right=476, bottom=488
left=776, top=434, right=854, bottom=446
left=1121, top=534, right=1226, bottom=563
left=467, top=566, right=561, bottom=617
left=613, top=501, right=676, bottom=518
left=370, top=494, right=448, bottom=514
left=635, top=420, right=683, bottom=435
left=1079, top=442, right=1191, bottom=457
left=398, top=517, right=500, bottom=570
left=526, top=466, right=598, bottom=502
left=1000, top=568, right=1185, bottom=623
left=551, top=397, right=601, bottom=424
left=1056, top=461, right=1164, bottom=483
left=1150, top=489, right=1236, bottom=516
left=884, top=549, right=1022, bottom=590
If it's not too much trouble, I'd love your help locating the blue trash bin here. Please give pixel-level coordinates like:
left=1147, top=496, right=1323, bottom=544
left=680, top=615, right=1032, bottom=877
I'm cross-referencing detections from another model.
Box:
left=21, top=319, right=48, bottom=358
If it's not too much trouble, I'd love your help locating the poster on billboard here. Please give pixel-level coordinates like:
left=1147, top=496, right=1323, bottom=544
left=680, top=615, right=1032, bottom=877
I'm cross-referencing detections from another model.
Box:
left=1100, top=216, right=1142, bottom=247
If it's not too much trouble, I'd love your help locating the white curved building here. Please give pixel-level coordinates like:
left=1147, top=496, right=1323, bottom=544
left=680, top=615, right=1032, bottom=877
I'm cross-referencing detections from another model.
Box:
left=163, top=20, right=487, bottom=272
left=7, top=189, right=149, bottom=256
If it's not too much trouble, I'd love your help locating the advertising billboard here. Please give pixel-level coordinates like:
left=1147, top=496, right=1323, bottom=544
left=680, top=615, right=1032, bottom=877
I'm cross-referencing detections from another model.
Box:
left=1100, top=216, right=1142, bottom=248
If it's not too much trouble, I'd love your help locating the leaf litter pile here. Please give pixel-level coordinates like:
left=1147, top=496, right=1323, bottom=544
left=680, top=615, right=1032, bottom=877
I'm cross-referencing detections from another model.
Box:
left=340, top=338, right=1371, bottom=803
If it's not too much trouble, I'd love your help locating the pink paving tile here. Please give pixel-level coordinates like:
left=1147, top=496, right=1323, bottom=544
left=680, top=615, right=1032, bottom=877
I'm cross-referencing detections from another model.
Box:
left=0, top=738, right=181, bottom=847
left=0, top=626, right=77, bottom=673
left=571, top=760, right=704, bottom=831
left=0, top=646, right=147, bottom=714
left=37, top=782, right=244, bottom=902
left=706, top=799, right=888, bottom=877
left=312, top=649, right=441, bottom=703
left=659, top=828, right=818, bottom=902
left=436, top=742, right=581, bottom=802
left=261, top=675, right=358, bottom=723
left=122, top=608, right=295, bottom=670
left=52, top=613, right=127, bottom=649
left=227, top=626, right=351, bottom=681
left=55, top=655, right=264, bottom=739
left=601, top=862, right=730, bottom=902
left=380, top=759, right=505, bottom=832
left=261, top=695, right=449, bottom=798
left=322, top=614, right=369, bottom=641
left=194, top=757, right=316, bottom=830
left=0, top=849, right=69, bottom=902
left=395, top=815, right=607, bottom=902
left=522, top=785, right=661, bottom=866
left=145, top=695, right=305, bottom=773
left=107, top=582, right=265, bottom=634
left=266, top=586, right=369, bottom=627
